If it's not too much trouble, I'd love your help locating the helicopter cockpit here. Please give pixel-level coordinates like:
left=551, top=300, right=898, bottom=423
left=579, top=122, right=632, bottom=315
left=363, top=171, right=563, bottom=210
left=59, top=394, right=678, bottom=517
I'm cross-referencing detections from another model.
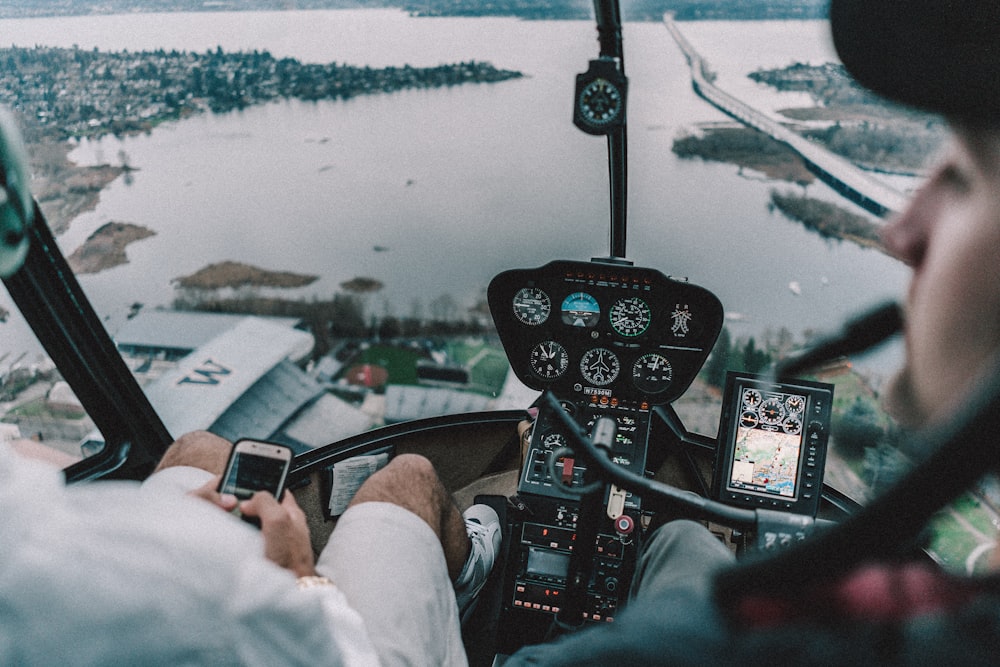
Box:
left=3, top=0, right=998, bottom=664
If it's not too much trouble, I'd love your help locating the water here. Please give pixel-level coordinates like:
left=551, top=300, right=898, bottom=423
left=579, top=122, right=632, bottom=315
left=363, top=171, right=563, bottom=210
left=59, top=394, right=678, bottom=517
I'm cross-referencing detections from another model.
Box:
left=0, top=11, right=910, bottom=377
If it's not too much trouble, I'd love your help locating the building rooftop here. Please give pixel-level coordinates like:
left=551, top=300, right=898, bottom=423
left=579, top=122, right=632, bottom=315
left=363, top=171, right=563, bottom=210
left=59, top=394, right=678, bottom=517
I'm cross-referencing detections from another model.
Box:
left=142, top=317, right=316, bottom=440
left=114, top=309, right=305, bottom=361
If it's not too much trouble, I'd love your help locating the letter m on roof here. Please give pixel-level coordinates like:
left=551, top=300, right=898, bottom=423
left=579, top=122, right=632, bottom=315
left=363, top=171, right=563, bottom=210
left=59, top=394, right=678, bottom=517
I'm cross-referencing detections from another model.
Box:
left=177, top=359, right=232, bottom=386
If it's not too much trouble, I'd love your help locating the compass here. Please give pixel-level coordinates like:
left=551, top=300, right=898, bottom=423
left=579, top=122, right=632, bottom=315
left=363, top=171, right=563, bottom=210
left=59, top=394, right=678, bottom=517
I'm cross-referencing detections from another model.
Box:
left=574, top=58, right=627, bottom=135
left=580, top=347, right=620, bottom=386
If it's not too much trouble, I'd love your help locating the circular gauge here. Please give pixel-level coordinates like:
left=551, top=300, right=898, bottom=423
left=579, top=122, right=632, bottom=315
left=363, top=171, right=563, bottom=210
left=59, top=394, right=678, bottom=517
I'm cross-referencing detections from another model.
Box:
left=631, top=353, right=673, bottom=394
left=512, top=287, right=551, bottom=326
left=742, top=389, right=762, bottom=409
left=740, top=411, right=759, bottom=428
left=579, top=78, right=624, bottom=127
left=542, top=432, right=568, bottom=450
left=782, top=417, right=802, bottom=435
left=785, top=395, right=805, bottom=413
left=758, top=397, right=786, bottom=425
left=529, top=341, right=569, bottom=380
left=579, top=348, right=620, bottom=386
left=561, top=292, right=600, bottom=328
left=610, top=297, right=652, bottom=337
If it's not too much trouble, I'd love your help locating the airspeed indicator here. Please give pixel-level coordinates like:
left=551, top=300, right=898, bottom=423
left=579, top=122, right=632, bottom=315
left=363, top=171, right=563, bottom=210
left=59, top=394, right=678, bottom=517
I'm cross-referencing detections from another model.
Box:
left=513, top=287, right=551, bottom=326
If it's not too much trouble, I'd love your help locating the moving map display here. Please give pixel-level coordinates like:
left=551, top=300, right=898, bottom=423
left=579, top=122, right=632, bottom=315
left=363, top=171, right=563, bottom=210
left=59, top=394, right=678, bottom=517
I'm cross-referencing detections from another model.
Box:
left=728, top=387, right=806, bottom=498
left=712, top=372, right=833, bottom=516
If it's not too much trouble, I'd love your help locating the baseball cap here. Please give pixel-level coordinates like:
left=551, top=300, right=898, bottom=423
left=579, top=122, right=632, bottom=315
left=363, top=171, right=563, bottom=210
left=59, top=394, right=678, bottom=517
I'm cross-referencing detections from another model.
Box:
left=830, top=0, right=1000, bottom=122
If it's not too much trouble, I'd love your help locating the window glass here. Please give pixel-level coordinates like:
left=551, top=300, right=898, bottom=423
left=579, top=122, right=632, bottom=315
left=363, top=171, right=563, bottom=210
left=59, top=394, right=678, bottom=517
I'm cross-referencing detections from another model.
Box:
left=0, top=2, right=984, bottom=571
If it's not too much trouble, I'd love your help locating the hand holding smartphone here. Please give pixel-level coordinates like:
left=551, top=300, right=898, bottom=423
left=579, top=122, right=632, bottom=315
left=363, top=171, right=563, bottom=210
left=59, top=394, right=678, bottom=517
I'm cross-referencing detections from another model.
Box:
left=217, top=439, right=293, bottom=526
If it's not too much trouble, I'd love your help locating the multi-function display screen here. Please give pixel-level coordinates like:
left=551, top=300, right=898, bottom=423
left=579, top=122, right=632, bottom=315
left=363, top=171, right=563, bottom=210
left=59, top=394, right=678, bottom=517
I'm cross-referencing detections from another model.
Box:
left=712, top=372, right=833, bottom=516
left=727, top=386, right=808, bottom=499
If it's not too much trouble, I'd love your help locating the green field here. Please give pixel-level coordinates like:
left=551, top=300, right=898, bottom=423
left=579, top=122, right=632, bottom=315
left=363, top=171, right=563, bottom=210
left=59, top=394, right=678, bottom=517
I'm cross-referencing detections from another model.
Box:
left=442, top=339, right=510, bottom=396
left=926, top=493, right=999, bottom=575
left=346, top=339, right=510, bottom=396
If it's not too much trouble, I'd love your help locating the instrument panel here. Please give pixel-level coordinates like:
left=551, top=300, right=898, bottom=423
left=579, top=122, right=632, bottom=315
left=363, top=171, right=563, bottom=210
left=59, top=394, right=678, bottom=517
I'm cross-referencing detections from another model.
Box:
left=490, top=260, right=724, bottom=649
left=488, top=260, right=724, bottom=406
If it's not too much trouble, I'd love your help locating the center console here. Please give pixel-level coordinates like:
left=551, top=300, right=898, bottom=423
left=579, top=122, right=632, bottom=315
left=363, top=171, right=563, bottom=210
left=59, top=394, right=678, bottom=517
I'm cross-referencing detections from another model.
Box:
left=488, top=259, right=724, bottom=650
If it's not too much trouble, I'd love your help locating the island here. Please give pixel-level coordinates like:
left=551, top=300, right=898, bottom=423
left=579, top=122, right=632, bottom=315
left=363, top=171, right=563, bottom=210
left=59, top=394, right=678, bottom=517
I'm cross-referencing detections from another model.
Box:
left=173, top=261, right=318, bottom=290
left=0, top=44, right=522, bottom=234
left=672, top=61, right=943, bottom=250
left=65, top=221, right=155, bottom=274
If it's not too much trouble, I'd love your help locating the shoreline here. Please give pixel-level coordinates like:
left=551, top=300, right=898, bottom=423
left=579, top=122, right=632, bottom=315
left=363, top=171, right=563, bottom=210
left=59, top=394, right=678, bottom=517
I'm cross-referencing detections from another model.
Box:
left=29, top=139, right=126, bottom=236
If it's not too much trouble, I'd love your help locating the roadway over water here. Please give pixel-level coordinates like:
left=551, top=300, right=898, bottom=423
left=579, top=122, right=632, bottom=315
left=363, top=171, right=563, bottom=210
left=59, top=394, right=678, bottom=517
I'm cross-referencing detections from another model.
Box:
left=663, top=14, right=910, bottom=219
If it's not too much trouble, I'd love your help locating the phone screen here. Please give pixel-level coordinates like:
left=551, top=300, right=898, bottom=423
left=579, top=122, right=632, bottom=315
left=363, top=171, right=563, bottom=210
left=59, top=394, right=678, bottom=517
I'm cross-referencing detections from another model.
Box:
left=220, top=452, right=288, bottom=499
left=218, top=440, right=292, bottom=503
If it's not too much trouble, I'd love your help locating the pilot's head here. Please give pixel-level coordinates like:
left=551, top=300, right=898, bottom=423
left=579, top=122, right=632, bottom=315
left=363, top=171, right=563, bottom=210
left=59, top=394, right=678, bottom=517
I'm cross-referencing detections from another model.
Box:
left=830, top=0, right=1000, bottom=429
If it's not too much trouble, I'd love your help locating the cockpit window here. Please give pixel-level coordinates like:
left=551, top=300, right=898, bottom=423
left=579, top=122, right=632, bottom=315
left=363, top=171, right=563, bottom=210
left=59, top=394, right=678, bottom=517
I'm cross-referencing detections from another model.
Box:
left=1, top=3, right=981, bottom=570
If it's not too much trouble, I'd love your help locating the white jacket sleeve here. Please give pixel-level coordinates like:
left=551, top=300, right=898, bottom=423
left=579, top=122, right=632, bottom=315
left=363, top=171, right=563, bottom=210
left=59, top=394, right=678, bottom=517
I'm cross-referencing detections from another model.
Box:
left=0, top=443, right=379, bottom=666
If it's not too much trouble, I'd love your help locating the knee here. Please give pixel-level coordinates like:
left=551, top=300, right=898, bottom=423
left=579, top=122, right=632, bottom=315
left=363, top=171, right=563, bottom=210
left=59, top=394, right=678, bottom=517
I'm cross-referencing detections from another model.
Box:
left=154, top=430, right=233, bottom=475
left=360, top=453, right=440, bottom=498
left=632, top=520, right=733, bottom=602
left=641, top=520, right=733, bottom=575
left=349, top=453, right=446, bottom=515
left=385, top=453, right=437, bottom=481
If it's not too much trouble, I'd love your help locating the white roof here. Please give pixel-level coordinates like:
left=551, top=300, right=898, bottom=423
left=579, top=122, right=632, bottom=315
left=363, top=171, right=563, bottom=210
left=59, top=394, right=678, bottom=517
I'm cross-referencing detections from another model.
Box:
left=384, top=385, right=492, bottom=423
left=114, top=309, right=303, bottom=357
left=143, top=317, right=316, bottom=438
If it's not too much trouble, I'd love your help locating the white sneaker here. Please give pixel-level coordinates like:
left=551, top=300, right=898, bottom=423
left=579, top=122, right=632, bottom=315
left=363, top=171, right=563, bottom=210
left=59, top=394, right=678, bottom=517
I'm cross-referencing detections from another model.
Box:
left=454, top=504, right=502, bottom=618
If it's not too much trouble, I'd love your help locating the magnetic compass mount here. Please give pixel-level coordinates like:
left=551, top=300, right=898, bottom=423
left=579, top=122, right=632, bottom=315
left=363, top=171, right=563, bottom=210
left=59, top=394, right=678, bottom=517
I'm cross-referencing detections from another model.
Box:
left=573, top=57, right=628, bottom=136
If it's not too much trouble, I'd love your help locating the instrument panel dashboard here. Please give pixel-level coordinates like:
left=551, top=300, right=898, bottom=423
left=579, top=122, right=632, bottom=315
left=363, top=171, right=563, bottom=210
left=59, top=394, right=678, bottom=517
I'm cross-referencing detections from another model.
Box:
left=488, top=260, right=724, bottom=407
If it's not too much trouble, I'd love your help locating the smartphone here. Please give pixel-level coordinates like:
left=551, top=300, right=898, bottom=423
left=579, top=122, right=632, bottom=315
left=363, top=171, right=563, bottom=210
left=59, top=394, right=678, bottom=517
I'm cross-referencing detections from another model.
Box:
left=217, top=439, right=293, bottom=524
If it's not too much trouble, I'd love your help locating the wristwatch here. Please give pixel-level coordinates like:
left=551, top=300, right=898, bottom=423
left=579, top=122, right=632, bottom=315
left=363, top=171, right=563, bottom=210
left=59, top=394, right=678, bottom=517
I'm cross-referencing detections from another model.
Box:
left=296, top=575, right=335, bottom=589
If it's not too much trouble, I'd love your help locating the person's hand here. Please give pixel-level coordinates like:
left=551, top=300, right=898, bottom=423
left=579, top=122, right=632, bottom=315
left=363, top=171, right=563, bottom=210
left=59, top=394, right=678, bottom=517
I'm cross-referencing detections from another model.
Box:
left=518, top=407, right=538, bottom=468
left=188, top=475, right=239, bottom=513
left=241, top=490, right=317, bottom=578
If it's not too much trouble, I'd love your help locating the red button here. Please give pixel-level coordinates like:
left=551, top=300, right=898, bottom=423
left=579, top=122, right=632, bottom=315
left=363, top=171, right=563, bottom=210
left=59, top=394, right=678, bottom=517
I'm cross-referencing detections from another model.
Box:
left=561, top=458, right=575, bottom=485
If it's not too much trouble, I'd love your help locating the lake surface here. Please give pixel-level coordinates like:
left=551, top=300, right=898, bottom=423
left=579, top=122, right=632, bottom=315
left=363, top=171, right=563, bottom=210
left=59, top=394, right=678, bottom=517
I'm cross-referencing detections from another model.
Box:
left=0, top=11, right=909, bottom=377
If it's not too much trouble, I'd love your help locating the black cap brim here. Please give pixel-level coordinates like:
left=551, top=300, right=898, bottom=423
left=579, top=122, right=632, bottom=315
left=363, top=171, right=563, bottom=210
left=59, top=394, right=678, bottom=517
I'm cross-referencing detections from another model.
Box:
left=830, top=0, right=1000, bottom=122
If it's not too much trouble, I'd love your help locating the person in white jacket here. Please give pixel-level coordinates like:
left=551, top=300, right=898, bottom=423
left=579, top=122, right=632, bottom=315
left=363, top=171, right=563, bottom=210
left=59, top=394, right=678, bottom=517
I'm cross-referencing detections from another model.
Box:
left=1, top=429, right=501, bottom=666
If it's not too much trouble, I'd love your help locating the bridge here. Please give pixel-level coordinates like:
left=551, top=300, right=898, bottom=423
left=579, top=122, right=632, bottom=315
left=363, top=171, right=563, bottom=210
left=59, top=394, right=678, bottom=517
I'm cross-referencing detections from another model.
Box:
left=663, top=14, right=910, bottom=219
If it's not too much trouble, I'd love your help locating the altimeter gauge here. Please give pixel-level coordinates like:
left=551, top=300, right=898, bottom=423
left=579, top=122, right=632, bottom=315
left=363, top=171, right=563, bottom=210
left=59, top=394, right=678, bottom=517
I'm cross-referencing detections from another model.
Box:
left=631, top=352, right=673, bottom=394
left=785, top=394, right=805, bottom=414
left=610, top=296, right=652, bottom=337
left=529, top=341, right=569, bottom=380
left=513, top=287, right=551, bottom=326
left=580, top=347, right=620, bottom=386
